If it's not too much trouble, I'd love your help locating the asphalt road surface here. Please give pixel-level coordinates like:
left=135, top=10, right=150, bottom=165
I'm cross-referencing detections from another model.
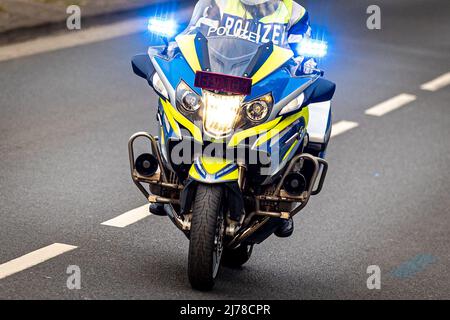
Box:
left=0, top=0, right=449, bottom=299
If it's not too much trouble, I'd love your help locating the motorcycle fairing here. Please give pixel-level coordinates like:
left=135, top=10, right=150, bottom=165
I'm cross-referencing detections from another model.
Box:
left=159, top=98, right=181, bottom=142
left=151, top=38, right=316, bottom=121
left=159, top=98, right=203, bottom=143
left=155, top=55, right=313, bottom=147
left=175, top=34, right=203, bottom=73
left=175, top=33, right=293, bottom=85
left=189, top=157, right=239, bottom=183
left=158, top=91, right=309, bottom=184
left=251, top=107, right=309, bottom=183
left=227, top=106, right=308, bottom=149
left=250, top=45, right=294, bottom=85
left=254, top=106, right=309, bottom=147
left=150, top=31, right=316, bottom=184
left=151, top=53, right=200, bottom=103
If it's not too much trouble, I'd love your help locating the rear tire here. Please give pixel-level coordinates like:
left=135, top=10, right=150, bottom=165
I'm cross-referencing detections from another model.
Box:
left=222, top=244, right=253, bottom=268
left=188, top=184, right=225, bottom=291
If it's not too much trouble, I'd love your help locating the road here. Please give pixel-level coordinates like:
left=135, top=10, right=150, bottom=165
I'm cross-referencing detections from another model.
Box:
left=0, top=0, right=449, bottom=299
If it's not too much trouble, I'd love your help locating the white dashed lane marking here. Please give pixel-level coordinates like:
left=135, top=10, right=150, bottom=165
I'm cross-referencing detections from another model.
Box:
left=365, top=93, right=417, bottom=117
left=331, top=121, right=359, bottom=138
left=0, top=243, right=77, bottom=280
left=421, top=72, right=450, bottom=92
left=101, top=204, right=151, bottom=228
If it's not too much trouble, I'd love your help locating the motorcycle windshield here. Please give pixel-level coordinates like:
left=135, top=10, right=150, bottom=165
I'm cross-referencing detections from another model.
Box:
left=206, top=36, right=260, bottom=77
left=175, top=32, right=294, bottom=84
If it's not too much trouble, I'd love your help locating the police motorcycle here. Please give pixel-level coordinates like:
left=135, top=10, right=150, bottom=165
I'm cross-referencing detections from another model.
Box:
left=129, top=18, right=331, bottom=290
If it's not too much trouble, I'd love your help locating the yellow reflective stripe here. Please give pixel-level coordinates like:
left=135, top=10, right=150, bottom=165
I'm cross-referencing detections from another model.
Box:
left=255, top=107, right=309, bottom=147
left=282, top=139, right=298, bottom=161
left=175, top=34, right=202, bottom=72
left=188, top=165, right=239, bottom=182
left=162, top=103, right=181, bottom=137
left=219, top=169, right=239, bottom=181
left=251, top=45, right=293, bottom=84
left=189, top=165, right=202, bottom=180
left=160, top=99, right=203, bottom=143
left=200, top=157, right=231, bottom=174
left=189, top=157, right=239, bottom=182
left=228, top=117, right=282, bottom=147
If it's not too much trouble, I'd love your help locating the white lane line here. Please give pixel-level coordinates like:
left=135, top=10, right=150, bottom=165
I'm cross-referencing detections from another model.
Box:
left=365, top=93, right=417, bottom=117
left=331, top=121, right=359, bottom=138
left=0, top=243, right=77, bottom=280
left=421, top=72, right=450, bottom=92
left=101, top=204, right=151, bottom=228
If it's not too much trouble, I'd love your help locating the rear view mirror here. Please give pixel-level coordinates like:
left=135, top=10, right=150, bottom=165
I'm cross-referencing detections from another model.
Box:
left=131, top=54, right=155, bottom=83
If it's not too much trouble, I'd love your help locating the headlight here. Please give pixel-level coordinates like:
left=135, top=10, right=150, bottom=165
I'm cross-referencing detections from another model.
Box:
left=176, top=81, right=202, bottom=113
left=152, top=73, right=168, bottom=100
left=203, top=91, right=243, bottom=138
left=244, top=94, right=273, bottom=122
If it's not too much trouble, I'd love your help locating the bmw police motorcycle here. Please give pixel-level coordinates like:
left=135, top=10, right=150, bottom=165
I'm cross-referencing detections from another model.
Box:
left=129, top=18, right=331, bottom=290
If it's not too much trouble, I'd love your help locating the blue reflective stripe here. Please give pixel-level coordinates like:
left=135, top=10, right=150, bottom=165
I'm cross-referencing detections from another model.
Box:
left=215, top=164, right=238, bottom=179
left=195, top=162, right=207, bottom=179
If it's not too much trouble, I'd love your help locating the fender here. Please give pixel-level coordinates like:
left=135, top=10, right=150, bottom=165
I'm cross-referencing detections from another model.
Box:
left=180, top=179, right=244, bottom=220
left=188, top=156, right=239, bottom=183
left=181, top=157, right=244, bottom=221
left=181, top=157, right=243, bottom=220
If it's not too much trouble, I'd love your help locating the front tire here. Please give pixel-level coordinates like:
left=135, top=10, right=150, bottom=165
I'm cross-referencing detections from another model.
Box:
left=188, top=184, right=225, bottom=291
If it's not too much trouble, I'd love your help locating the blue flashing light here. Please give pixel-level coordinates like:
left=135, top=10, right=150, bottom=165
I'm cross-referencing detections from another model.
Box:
left=297, top=39, right=328, bottom=58
left=148, top=18, right=178, bottom=37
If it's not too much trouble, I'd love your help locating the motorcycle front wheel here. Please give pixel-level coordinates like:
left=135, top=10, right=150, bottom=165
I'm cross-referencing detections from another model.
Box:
left=188, top=184, right=225, bottom=291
